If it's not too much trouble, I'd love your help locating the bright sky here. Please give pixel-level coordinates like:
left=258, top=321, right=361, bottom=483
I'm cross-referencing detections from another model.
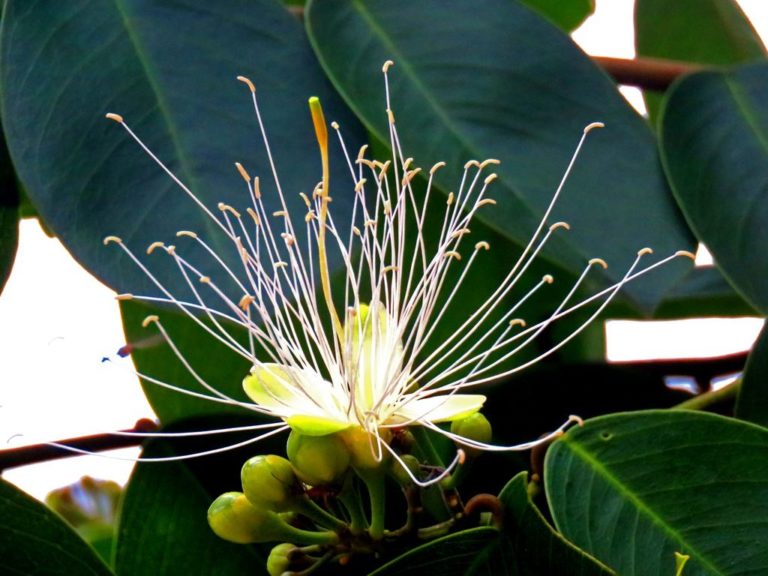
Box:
left=2, top=0, right=767, bottom=501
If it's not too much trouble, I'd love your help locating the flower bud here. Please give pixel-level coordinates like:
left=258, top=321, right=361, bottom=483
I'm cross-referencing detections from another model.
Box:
left=266, top=543, right=296, bottom=576
left=242, top=455, right=299, bottom=512
left=390, top=454, right=421, bottom=486
left=451, top=413, right=492, bottom=456
left=287, top=430, right=350, bottom=486
left=207, top=492, right=290, bottom=544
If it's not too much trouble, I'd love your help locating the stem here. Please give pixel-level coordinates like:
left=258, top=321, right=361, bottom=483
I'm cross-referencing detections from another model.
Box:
left=282, top=523, right=340, bottom=547
left=358, top=469, right=387, bottom=540
left=592, top=56, right=700, bottom=91
left=674, top=380, right=740, bottom=411
left=339, top=476, right=369, bottom=533
left=295, top=496, right=347, bottom=531
left=410, top=427, right=444, bottom=468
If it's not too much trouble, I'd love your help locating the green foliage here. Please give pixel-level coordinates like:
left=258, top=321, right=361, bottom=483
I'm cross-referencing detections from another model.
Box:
left=306, top=0, right=693, bottom=314
left=371, top=472, right=613, bottom=575
left=546, top=411, right=768, bottom=575
left=661, top=62, right=768, bottom=313
left=635, top=0, right=766, bottom=122
left=520, top=0, right=595, bottom=32
left=1, top=0, right=768, bottom=574
left=0, top=478, right=113, bottom=575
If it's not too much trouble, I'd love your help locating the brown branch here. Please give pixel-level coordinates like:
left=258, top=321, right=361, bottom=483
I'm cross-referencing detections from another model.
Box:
left=592, top=56, right=702, bottom=91
left=0, top=419, right=157, bottom=471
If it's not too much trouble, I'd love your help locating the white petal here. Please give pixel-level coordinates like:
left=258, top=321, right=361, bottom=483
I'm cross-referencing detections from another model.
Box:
left=392, top=394, right=486, bottom=424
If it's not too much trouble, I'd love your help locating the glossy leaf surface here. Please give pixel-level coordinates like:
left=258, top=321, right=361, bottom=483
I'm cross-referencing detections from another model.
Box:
left=371, top=472, right=612, bottom=575
left=0, top=0, right=363, bottom=302
left=546, top=410, right=768, bottom=575
left=115, top=440, right=266, bottom=576
left=635, top=0, right=765, bottom=121
left=521, top=0, right=594, bottom=31
left=661, top=62, right=768, bottom=314
left=306, top=0, right=694, bottom=314
left=0, top=478, right=113, bottom=575
left=736, top=322, right=768, bottom=426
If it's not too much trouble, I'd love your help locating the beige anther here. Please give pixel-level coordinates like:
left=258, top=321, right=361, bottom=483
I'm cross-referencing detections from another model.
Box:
left=584, top=122, right=604, bottom=133
left=103, top=235, right=122, bottom=245
left=676, top=250, right=696, bottom=260
left=146, top=241, right=165, bottom=255
left=176, top=230, right=198, bottom=239
left=200, top=276, right=211, bottom=284
left=305, top=211, right=316, bottom=223
left=331, top=121, right=339, bottom=130
left=444, top=251, right=462, bottom=261
left=543, top=274, right=554, bottom=284
left=105, top=113, right=124, bottom=123
left=235, top=162, right=250, bottom=182
left=509, top=318, right=526, bottom=328
left=451, top=228, right=471, bottom=239
left=477, top=198, right=497, bottom=207
left=483, top=173, right=498, bottom=185
left=218, top=203, right=241, bottom=218
left=246, top=207, right=261, bottom=225
left=354, top=179, right=367, bottom=193
left=589, top=258, right=608, bottom=269
left=638, top=247, right=654, bottom=256
left=381, top=265, right=399, bottom=274
left=357, top=144, right=369, bottom=162
left=239, top=295, right=255, bottom=310
left=116, top=293, right=134, bottom=301
left=387, top=108, right=395, bottom=124
left=253, top=177, right=261, bottom=199
left=475, top=241, right=490, bottom=251
left=447, top=192, right=455, bottom=206
left=299, top=192, right=311, bottom=208
left=237, top=76, right=256, bottom=93
left=430, top=161, right=446, bottom=175
left=549, top=221, right=570, bottom=232
left=141, top=315, right=159, bottom=328
left=480, top=159, right=501, bottom=168
left=382, top=60, right=394, bottom=72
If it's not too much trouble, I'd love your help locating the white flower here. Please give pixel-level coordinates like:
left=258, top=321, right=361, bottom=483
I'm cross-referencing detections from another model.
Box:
left=102, top=61, right=693, bottom=476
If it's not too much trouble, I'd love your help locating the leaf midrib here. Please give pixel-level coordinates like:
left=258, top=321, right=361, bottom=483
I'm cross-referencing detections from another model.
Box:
left=562, top=437, right=726, bottom=576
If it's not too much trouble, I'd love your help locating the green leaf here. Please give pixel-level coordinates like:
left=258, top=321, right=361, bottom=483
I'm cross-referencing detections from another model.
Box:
left=0, top=478, right=113, bottom=575
left=306, top=0, right=694, bottom=314
left=545, top=410, right=768, bottom=575
left=654, top=265, right=759, bottom=318
left=0, top=119, right=19, bottom=296
left=372, top=472, right=612, bottom=575
left=736, top=322, right=768, bottom=426
left=520, top=0, right=595, bottom=32
left=0, top=0, right=364, bottom=303
left=660, top=62, right=768, bottom=314
left=635, top=0, right=766, bottom=122
left=120, top=298, right=251, bottom=423
left=115, top=440, right=266, bottom=576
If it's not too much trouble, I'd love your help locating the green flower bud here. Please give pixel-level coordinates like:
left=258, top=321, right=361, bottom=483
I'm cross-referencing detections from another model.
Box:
left=287, top=430, right=350, bottom=486
left=267, top=543, right=296, bottom=576
left=242, top=455, right=299, bottom=512
left=451, top=412, right=492, bottom=444
left=340, top=426, right=392, bottom=470
left=390, top=454, right=421, bottom=486
left=451, top=413, right=492, bottom=457
left=207, top=492, right=290, bottom=544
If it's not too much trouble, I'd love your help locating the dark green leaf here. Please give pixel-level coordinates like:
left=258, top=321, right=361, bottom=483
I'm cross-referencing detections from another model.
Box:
left=306, top=0, right=694, bottom=314
left=660, top=62, right=768, bottom=314
left=0, top=0, right=364, bottom=303
left=654, top=265, right=759, bottom=318
left=736, top=322, right=768, bottom=426
left=520, top=0, right=594, bottom=32
left=115, top=440, right=266, bottom=576
left=0, top=118, right=19, bottom=296
left=371, top=472, right=612, bottom=575
left=0, top=478, right=113, bottom=575
left=635, top=0, right=766, bottom=121
left=546, top=410, right=768, bottom=575
left=120, top=298, right=251, bottom=423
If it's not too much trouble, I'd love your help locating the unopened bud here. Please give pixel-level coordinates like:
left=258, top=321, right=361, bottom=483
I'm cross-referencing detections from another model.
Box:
left=451, top=413, right=492, bottom=457
left=267, top=543, right=296, bottom=576
left=390, top=454, right=421, bottom=486
left=340, top=426, right=392, bottom=470
left=242, top=455, right=300, bottom=512
left=207, top=492, right=290, bottom=544
left=287, top=431, right=350, bottom=486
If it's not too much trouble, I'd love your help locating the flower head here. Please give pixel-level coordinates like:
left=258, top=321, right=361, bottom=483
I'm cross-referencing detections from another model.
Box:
left=103, top=61, right=694, bottom=480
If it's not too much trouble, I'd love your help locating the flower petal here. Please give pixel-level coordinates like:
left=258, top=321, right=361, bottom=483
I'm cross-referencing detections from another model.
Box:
left=242, top=364, right=348, bottom=428
left=286, top=415, right=352, bottom=436
left=392, top=394, right=486, bottom=424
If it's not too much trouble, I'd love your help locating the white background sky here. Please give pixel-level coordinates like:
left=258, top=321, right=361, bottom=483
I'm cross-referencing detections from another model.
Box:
left=2, top=0, right=767, bottom=501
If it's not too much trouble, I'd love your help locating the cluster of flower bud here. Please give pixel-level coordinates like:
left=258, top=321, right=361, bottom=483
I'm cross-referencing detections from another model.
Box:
left=207, top=413, right=493, bottom=573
